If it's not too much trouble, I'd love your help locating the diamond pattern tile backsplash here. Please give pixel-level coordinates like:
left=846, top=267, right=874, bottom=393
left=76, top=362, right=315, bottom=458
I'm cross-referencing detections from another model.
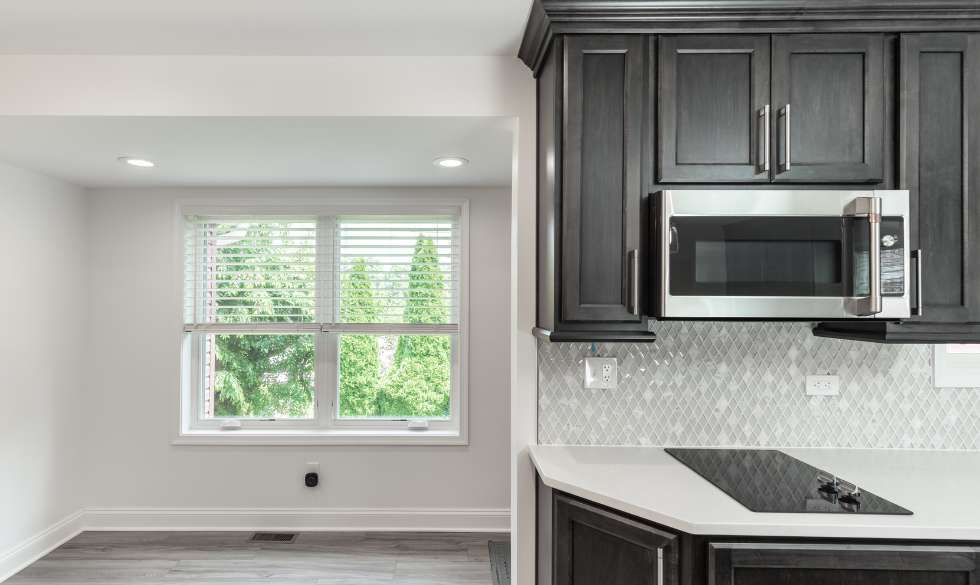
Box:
left=538, top=322, right=980, bottom=450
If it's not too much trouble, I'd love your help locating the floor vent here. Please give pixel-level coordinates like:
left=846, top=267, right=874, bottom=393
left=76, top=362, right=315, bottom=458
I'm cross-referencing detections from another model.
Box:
left=251, top=532, right=297, bottom=543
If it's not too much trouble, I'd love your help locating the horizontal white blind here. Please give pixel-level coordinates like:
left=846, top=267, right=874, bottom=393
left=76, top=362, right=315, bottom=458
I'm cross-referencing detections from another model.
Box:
left=184, top=217, right=321, bottom=325
left=184, top=213, right=460, bottom=329
left=336, top=216, right=459, bottom=325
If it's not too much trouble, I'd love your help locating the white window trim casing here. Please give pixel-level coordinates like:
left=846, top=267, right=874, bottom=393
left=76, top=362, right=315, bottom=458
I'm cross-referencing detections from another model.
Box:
left=934, top=344, right=980, bottom=388
left=172, top=198, right=470, bottom=446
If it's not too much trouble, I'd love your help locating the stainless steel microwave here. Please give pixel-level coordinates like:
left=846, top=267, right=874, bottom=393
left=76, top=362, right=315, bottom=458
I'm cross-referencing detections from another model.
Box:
left=654, top=190, right=916, bottom=320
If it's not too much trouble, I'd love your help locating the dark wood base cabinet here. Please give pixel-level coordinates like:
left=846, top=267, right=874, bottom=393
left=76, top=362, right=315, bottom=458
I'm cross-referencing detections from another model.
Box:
left=709, top=542, right=979, bottom=585
left=539, top=483, right=980, bottom=585
left=556, top=494, right=678, bottom=585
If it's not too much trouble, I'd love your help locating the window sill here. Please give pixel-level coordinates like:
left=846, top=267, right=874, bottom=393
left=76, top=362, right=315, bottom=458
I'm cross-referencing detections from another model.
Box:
left=173, top=429, right=467, bottom=446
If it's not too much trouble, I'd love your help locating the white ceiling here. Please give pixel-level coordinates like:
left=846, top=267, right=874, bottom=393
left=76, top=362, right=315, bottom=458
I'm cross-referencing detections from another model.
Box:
left=0, top=1, right=533, bottom=56
left=0, top=116, right=513, bottom=188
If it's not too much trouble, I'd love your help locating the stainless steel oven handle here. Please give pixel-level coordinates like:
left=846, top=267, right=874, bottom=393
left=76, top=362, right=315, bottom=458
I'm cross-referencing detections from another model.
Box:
left=912, top=249, right=924, bottom=317
left=852, top=196, right=883, bottom=316
left=868, top=204, right=882, bottom=315
left=628, top=249, right=640, bottom=316
left=758, top=105, right=770, bottom=174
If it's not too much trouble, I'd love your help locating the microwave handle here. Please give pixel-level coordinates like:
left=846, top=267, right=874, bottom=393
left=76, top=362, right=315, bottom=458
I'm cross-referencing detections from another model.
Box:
left=850, top=196, right=883, bottom=317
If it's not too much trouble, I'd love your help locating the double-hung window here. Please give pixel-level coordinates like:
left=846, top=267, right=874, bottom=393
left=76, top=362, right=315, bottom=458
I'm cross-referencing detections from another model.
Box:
left=179, top=206, right=466, bottom=444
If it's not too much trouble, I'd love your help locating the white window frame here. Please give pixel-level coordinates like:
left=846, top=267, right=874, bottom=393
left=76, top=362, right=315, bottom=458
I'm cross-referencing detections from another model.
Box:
left=173, top=199, right=469, bottom=446
left=934, top=344, right=980, bottom=388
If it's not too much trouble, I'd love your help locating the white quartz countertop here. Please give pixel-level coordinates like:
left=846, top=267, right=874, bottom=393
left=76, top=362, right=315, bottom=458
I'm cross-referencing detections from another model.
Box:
left=530, top=445, right=980, bottom=540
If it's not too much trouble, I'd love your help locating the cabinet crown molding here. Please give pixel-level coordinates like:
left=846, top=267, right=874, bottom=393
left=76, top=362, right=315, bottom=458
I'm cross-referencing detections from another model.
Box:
left=519, top=0, right=980, bottom=73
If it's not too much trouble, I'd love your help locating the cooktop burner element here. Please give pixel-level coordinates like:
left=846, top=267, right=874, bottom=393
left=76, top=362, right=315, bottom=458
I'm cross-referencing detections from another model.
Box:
left=665, top=448, right=912, bottom=515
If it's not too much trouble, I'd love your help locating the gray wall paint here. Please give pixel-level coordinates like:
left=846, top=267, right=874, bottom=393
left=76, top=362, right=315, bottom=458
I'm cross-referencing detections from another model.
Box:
left=0, top=162, right=87, bottom=556
left=538, top=322, right=980, bottom=450
left=83, top=187, right=511, bottom=512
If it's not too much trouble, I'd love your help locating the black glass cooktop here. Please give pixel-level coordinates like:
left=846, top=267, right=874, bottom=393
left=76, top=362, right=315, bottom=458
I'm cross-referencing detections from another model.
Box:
left=666, top=448, right=912, bottom=515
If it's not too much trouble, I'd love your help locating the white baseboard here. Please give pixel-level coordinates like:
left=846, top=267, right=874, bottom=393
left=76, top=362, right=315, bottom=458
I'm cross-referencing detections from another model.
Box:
left=83, top=506, right=511, bottom=532
left=1, top=506, right=509, bottom=582
left=0, top=510, right=85, bottom=583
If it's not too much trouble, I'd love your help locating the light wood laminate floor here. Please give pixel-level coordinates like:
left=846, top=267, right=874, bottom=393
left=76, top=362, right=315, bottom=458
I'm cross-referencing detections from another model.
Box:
left=8, top=531, right=509, bottom=584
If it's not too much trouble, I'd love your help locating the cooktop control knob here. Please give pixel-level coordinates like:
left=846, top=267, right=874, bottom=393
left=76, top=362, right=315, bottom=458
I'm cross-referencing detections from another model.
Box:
left=881, top=234, right=898, bottom=247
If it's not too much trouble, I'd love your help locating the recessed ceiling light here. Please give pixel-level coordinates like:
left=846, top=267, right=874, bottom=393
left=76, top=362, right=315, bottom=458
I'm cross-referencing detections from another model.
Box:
left=433, top=156, right=468, bottom=169
left=118, top=156, right=155, bottom=168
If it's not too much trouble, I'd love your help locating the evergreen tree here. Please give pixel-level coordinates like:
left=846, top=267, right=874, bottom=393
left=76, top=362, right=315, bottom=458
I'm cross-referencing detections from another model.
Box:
left=338, top=258, right=382, bottom=416
left=379, top=237, right=452, bottom=417
left=212, top=222, right=316, bottom=418
left=208, top=223, right=452, bottom=421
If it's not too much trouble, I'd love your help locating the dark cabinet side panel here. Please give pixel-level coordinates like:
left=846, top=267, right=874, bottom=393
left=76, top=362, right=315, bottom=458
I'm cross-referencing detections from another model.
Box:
left=658, top=35, right=770, bottom=183
left=903, top=33, right=980, bottom=324
left=772, top=34, right=885, bottom=183
left=537, top=40, right=561, bottom=332
left=562, top=35, right=645, bottom=322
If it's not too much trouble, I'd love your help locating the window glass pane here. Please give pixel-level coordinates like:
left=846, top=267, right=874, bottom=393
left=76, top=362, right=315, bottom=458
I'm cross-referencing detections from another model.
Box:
left=203, top=334, right=315, bottom=419
left=186, top=219, right=317, bottom=324
left=338, top=334, right=452, bottom=419
left=337, top=217, right=458, bottom=324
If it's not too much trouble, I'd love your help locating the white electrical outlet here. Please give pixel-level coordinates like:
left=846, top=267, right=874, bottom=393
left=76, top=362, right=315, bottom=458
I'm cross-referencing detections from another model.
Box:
left=806, top=374, right=840, bottom=396
left=584, top=357, right=618, bottom=389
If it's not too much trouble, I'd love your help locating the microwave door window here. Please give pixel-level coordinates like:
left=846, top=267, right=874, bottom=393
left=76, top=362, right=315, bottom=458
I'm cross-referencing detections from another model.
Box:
left=670, top=217, right=846, bottom=297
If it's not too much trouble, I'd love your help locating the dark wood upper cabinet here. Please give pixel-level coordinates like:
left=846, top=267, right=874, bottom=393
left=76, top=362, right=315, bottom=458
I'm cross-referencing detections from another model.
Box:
left=561, top=35, right=645, bottom=324
left=903, top=33, right=980, bottom=324
left=555, top=494, right=678, bottom=585
left=709, top=542, right=980, bottom=585
left=814, top=32, right=980, bottom=342
left=771, top=34, right=885, bottom=183
left=535, top=34, right=654, bottom=341
left=657, top=33, right=885, bottom=184
left=658, top=35, right=771, bottom=183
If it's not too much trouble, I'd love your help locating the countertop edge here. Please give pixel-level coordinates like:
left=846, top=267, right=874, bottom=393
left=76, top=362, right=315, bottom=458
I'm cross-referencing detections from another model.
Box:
left=529, top=445, right=980, bottom=541
left=529, top=445, right=702, bottom=534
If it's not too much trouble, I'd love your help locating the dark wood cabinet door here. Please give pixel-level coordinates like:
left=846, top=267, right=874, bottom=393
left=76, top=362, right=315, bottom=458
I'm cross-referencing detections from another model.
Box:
left=710, top=542, right=980, bottom=585
left=658, top=35, right=771, bottom=183
left=771, top=34, right=885, bottom=183
left=561, top=35, right=645, bottom=323
left=902, top=33, right=980, bottom=324
left=555, top=495, right=677, bottom=585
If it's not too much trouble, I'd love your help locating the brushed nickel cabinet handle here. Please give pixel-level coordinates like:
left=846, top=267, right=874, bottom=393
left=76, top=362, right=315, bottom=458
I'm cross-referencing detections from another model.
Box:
left=627, top=249, right=640, bottom=316
left=912, top=249, right=924, bottom=317
left=758, top=104, right=771, bottom=174
left=778, top=104, right=791, bottom=173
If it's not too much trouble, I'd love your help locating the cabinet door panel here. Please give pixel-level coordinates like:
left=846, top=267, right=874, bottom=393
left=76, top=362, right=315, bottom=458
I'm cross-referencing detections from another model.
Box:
left=562, top=35, right=644, bottom=322
left=659, top=35, right=770, bottom=182
left=772, top=34, right=884, bottom=183
left=555, top=495, right=677, bottom=585
left=710, top=543, right=979, bottom=585
left=902, top=33, right=980, bottom=323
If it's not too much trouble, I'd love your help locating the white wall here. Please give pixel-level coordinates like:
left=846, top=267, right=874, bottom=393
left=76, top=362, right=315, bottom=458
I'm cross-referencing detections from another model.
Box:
left=0, top=163, right=87, bottom=555
left=83, top=187, right=511, bottom=515
left=0, top=54, right=537, bottom=583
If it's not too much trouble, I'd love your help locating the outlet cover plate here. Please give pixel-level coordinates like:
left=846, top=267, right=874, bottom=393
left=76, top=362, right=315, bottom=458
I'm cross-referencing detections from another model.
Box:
left=584, top=357, right=618, bottom=389
left=806, top=374, right=840, bottom=396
